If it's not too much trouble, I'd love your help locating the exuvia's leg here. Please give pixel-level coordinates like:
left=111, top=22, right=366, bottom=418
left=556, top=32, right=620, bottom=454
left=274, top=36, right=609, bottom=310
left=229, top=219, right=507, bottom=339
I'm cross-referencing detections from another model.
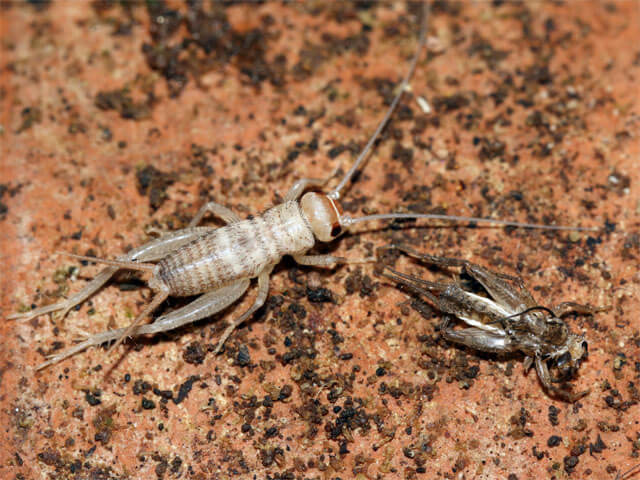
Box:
left=385, top=244, right=469, bottom=268
left=188, top=201, right=240, bottom=227
left=534, top=355, right=589, bottom=402
left=379, top=265, right=445, bottom=305
left=214, top=269, right=272, bottom=354
left=293, top=253, right=375, bottom=269
left=381, top=265, right=507, bottom=331
left=440, top=317, right=512, bottom=354
left=462, top=262, right=536, bottom=314
left=9, top=227, right=212, bottom=322
left=381, top=265, right=449, bottom=293
left=387, top=243, right=536, bottom=311
left=552, top=301, right=611, bottom=317
left=36, top=279, right=251, bottom=370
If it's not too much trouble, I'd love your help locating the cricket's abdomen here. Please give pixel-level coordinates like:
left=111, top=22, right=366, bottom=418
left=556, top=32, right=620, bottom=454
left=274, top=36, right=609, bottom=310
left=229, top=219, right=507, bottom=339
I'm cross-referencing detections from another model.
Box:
left=156, top=202, right=315, bottom=296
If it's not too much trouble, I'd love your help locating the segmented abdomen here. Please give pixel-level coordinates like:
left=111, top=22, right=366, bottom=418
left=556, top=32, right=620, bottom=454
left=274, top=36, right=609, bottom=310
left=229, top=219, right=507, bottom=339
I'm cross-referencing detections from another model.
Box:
left=157, top=202, right=315, bottom=296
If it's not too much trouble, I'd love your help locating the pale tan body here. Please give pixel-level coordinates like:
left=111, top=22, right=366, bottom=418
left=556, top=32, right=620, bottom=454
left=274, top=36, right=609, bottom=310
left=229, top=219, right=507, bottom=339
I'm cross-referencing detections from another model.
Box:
left=158, top=202, right=315, bottom=296
left=13, top=178, right=360, bottom=369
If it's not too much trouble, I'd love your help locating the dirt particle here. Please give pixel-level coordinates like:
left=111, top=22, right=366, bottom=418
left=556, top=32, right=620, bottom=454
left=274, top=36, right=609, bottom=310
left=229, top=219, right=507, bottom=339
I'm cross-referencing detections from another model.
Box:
left=37, top=448, right=62, bottom=467
left=173, top=375, right=200, bottom=405
left=95, top=88, right=153, bottom=120
left=306, top=286, right=334, bottom=303
left=92, top=405, right=117, bottom=445
left=432, top=93, right=470, bottom=112
left=133, top=379, right=151, bottom=395
left=16, top=106, right=42, bottom=133
left=235, top=344, right=251, bottom=367
left=564, top=455, right=579, bottom=474
left=548, top=435, right=562, bottom=447
left=84, top=390, right=102, bottom=406
left=135, top=165, right=177, bottom=211
left=183, top=342, right=206, bottom=365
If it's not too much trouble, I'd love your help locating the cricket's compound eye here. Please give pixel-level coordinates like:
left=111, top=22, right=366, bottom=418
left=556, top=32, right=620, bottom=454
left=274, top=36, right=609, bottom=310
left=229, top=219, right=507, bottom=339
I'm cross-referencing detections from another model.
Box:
left=300, top=192, right=343, bottom=242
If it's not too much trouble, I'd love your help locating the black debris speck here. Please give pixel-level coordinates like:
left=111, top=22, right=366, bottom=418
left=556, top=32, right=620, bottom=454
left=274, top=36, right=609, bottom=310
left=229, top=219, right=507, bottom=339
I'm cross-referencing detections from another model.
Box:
left=173, top=375, right=200, bottom=405
left=183, top=342, right=206, bottom=365
left=547, top=435, right=562, bottom=447
left=133, top=380, right=152, bottom=395
left=84, top=391, right=102, bottom=406
left=563, top=455, right=579, bottom=474
left=306, top=286, right=333, bottom=303
left=235, top=345, right=251, bottom=366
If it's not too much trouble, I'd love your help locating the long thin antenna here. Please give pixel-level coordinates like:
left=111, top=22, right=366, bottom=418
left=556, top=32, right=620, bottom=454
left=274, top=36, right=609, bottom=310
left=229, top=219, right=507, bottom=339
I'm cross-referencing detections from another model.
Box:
left=342, top=212, right=599, bottom=231
left=328, top=2, right=429, bottom=200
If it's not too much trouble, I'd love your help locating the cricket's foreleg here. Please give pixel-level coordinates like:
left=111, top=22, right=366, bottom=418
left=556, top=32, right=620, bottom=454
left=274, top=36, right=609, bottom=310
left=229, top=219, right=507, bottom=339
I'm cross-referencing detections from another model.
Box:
left=9, top=227, right=213, bottom=322
left=36, top=279, right=251, bottom=370
left=189, top=201, right=240, bottom=227
left=534, top=356, right=589, bottom=402
left=214, top=269, right=272, bottom=354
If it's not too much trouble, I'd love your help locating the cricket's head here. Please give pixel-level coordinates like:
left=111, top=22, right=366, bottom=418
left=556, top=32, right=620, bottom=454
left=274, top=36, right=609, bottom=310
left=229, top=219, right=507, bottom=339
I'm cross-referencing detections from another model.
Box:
left=300, top=192, right=345, bottom=242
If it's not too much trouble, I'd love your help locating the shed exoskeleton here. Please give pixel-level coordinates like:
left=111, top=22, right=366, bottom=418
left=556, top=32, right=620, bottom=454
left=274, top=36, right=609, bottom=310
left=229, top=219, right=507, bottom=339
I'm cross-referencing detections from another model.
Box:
left=379, top=244, right=608, bottom=402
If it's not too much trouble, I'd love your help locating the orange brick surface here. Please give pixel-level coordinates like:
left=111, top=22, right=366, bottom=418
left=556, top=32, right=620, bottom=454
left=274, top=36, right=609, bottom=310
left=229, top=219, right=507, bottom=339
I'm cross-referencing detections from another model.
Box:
left=1, top=2, right=639, bottom=479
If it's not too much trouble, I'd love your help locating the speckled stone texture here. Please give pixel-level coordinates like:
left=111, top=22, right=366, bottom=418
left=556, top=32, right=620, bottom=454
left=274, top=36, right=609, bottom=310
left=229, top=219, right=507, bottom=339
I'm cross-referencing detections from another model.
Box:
left=1, top=2, right=639, bottom=479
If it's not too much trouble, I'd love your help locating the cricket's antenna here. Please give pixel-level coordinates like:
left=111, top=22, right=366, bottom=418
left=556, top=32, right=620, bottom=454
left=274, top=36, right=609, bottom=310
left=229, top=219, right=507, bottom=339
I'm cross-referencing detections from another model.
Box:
left=328, top=2, right=429, bottom=201
left=57, top=252, right=157, bottom=272
left=341, top=212, right=599, bottom=232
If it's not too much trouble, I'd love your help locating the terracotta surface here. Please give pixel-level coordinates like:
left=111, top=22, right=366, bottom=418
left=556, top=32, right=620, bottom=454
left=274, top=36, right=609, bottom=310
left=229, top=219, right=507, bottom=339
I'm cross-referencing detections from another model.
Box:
left=1, top=2, right=639, bottom=479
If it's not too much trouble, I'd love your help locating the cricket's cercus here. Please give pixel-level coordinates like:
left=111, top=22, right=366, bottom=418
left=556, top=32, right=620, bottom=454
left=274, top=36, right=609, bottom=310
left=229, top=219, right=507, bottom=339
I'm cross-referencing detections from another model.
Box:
left=9, top=3, right=597, bottom=371
left=378, top=244, right=609, bottom=402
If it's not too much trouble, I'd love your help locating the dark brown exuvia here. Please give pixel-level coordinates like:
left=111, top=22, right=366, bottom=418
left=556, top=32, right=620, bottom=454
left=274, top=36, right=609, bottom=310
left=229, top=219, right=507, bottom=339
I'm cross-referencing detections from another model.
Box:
left=379, top=244, right=609, bottom=402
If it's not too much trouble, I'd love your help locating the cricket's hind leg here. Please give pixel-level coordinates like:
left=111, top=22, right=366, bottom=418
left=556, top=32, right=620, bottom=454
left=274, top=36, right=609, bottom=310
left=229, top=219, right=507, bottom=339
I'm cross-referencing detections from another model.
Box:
left=9, top=227, right=213, bottom=322
left=214, top=269, right=272, bottom=354
left=36, top=279, right=251, bottom=370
